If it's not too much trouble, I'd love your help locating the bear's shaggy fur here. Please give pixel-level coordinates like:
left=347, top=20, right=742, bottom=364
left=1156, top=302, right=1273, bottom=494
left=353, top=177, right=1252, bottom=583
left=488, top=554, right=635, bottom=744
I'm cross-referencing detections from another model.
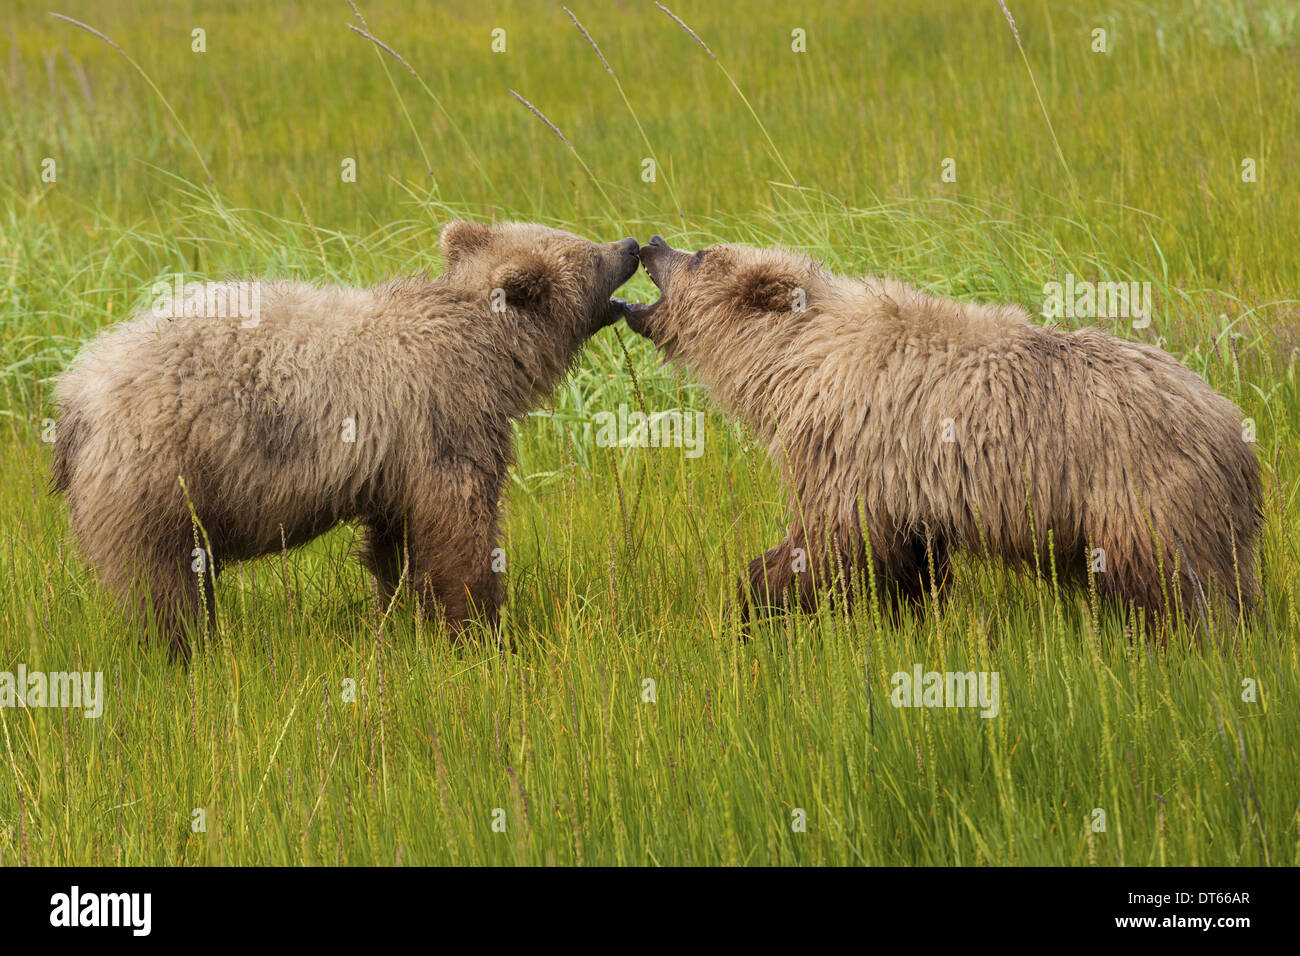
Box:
left=626, top=236, right=1262, bottom=630
left=52, top=221, right=640, bottom=658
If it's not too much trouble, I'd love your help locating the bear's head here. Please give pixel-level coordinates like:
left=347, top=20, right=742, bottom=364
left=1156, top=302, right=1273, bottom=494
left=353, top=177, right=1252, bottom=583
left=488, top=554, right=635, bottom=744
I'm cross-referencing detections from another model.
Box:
left=439, top=220, right=641, bottom=342
left=624, top=235, right=827, bottom=358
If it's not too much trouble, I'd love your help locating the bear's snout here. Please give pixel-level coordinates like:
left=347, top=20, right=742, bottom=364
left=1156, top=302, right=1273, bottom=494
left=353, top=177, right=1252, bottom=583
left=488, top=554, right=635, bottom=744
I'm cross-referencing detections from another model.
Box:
left=594, top=237, right=643, bottom=336
left=639, top=235, right=683, bottom=291
left=612, top=237, right=641, bottom=284
left=641, top=234, right=670, bottom=261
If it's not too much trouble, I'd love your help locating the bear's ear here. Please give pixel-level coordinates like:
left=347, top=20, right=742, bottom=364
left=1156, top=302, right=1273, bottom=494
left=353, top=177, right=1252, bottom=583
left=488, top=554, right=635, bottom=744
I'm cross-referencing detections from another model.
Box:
left=440, top=220, right=492, bottom=264
left=491, top=252, right=552, bottom=309
left=737, top=263, right=802, bottom=313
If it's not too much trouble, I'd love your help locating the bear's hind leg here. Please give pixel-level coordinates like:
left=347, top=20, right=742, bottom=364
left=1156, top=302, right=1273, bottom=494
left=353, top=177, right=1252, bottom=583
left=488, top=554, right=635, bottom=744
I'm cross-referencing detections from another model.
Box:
left=130, top=539, right=208, bottom=662
left=1087, top=533, right=1170, bottom=639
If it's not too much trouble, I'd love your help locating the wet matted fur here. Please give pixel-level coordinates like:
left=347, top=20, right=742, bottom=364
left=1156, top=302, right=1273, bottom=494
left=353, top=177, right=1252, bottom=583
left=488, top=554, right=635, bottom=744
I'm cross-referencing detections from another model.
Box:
left=52, top=221, right=641, bottom=658
left=626, top=236, right=1262, bottom=632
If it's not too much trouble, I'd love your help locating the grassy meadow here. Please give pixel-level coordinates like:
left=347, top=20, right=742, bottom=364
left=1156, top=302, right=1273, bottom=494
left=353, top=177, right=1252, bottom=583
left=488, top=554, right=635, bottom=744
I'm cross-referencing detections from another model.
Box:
left=1, top=0, right=1298, bottom=865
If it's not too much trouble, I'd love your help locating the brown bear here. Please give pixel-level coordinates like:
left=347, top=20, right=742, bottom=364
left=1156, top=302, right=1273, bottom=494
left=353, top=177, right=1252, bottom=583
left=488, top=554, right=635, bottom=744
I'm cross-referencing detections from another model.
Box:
left=52, top=221, right=640, bottom=658
left=624, top=235, right=1262, bottom=631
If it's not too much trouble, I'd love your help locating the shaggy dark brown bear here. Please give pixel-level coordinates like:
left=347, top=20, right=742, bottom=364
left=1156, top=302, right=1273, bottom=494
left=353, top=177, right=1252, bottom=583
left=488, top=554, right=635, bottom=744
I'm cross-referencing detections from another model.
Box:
left=52, top=221, right=640, bottom=658
left=624, top=235, right=1261, bottom=630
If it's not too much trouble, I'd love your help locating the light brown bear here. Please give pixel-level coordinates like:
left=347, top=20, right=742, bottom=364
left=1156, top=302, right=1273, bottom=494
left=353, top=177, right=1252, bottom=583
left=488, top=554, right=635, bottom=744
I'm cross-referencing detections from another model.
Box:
left=52, top=221, right=640, bottom=658
left=625, top=235, right=1261, bottom=630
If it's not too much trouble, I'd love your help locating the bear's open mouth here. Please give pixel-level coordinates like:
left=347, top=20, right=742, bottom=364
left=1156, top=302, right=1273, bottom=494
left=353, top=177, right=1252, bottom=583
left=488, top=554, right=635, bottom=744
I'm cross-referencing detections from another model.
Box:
left=614, top=297, right=661, bottom=316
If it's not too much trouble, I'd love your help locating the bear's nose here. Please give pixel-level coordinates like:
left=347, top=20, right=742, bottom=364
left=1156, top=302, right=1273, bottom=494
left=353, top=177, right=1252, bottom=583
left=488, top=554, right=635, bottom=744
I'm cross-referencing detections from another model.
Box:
left=618, top=237, right=639, bottom=256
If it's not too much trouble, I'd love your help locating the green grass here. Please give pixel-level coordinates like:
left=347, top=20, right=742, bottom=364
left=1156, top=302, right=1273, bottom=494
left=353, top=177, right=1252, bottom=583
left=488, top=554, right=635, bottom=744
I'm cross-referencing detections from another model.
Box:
left=1, top=0, right=1298, bottom=865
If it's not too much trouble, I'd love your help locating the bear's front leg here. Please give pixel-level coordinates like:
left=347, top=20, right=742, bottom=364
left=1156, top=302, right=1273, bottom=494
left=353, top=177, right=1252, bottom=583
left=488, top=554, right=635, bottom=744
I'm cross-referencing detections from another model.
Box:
left=360, top=515, right=408, bottom=607
left=883, top=533, right=951, bottom=612
left=739, top=526, right=877, bottom=622
left=739, top=534, right=819, bottom=621
left=429, top=536, right=504, bottom=638
left=405, top=466, right=505, bottom=638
